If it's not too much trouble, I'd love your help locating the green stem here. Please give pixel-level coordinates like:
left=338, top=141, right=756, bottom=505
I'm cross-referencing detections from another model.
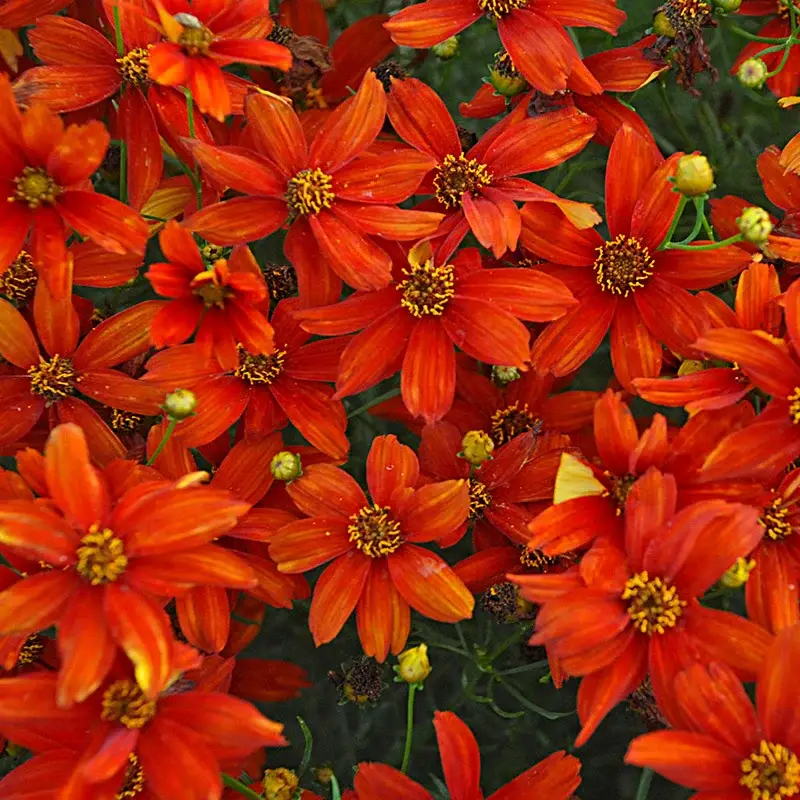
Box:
left=183, top=88, right=203, bottom=210
left=674, top=196, right=706, bottom=245
left=296, top=716, right=313, bottom=778
left=112, top=5, right=125, bottom=56
left=635, top=768, right=653, bottom=800
left=700, top=203, right=716, bottom=240
left=331, top=774, right=342, bottom=800
left=766, top=42, right=795, bottom=78
left=726, top=24, right=788, bottom=44
left=146, top=418, right=177, bottom=466
left=400, top=683, right=418, bottom=774
left=112, top=7, right=128, bottom=204
left=659, top=194, right=688, bottom=249
left=346, top=387, right=401, bottom=419
left=665, top=232, right=744, bottom=251
left=221, top=774, right=262, bottom=800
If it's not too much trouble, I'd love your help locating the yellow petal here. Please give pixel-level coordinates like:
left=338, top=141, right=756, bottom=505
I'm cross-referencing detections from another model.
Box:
left=553, top=452, right=606, bottom=505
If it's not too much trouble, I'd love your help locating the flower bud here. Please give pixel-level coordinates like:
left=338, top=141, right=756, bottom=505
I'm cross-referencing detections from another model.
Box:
left=432, top=36, right=458, bottom=60
left=737, top=206, right=773, bottom=245
left=263, top=768, right=299, bottom=800
left=163, top=388, right=196, bottom=420
left=713, top=0, right=741, bottom=11
left=270, top=450, right=302, bottom=481
left=460, top=430, right=495, bottom=465
left=674, top=154, right=715, bottom=197
left=492, top=365, right=521, bottom=385
left=737, top=58, right=768, bottom=90
left=396, top=643, right=431, bottom=685
left=314, top=766, right=335, bottom=786
left=652, top=11, right=676, bottom=38
left=720, top=557, right=756, bottom=589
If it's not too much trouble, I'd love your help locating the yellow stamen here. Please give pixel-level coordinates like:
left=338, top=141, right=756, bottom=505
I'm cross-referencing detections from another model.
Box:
left=622, top=571, right=686, bottom=635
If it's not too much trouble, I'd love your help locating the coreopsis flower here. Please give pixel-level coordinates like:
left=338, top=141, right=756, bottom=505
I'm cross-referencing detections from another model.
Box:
left=387, top=78, right=600, bottom=261
left=0, top=76, right=148, bottom=296
left=515, top=467, right=771, bottom=745
left=353, top=710, right=581, bottom=799
left=0, top=423, right=257, bottom=707
left=521, top=125, right=751, bottom=391
left=0, top=666, right=286, bottom=800
left=384, top=0, right=624, bottom=95
left=143, top=298, right=350, bottom=459
left=269, top=435, right=473, bottom=661
left=147, top=222, right=274, bottom=370
left=295, top=244, right=576, bottom=423
left=626, top=626, right=800, bottom=800
left=634, top=258, right=781, bottom=412
left=183, top=71, right=442, bottom=307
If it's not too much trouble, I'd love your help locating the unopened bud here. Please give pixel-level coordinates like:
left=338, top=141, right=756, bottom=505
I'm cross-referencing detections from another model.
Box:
left=737, top=206, right=773, bottom=245
left=674, top=154, right=715, bottom=197
left=713, top=0, right=742, bottom=11
left=263, top=768, right=299, bottom=800
left=492, top=365, right=521, bottom=385
left=395, top=643, right=431, bottom=685
left=652, top=11, right=676, bottom=38
left=314, top=766, right=335, bottom=786
left=432, top=36, right=458, bottom=60
left=270, top=450, right=302, bottom=481
left=163, top=388, right=196, bottom=420
left=720, top=557, right=756, bottom=589
left=737, top=58, right=768, bottom=90
left=460, top=430, right=495, bottom=466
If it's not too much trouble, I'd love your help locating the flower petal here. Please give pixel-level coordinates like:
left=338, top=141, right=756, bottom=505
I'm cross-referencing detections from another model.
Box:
left=269, top=517, right=353, bottom=573
left=183, top=197, right=287, bottom=245
left=401, top=316, right=456, bottom=423
left=357, top=558, right=410, bottom=662
left=434, top=711, right=481, bottom=800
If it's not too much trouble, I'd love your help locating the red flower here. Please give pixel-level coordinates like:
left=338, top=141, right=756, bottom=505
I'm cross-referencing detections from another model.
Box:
left=384, top=0, right=624, bottom=95
left=0, top=75, right=148, bottom=296
left=353, top=710, right=581, bottom=799
left=147, top=221, right=274, bottom=370
left=0, top=423, right=256, bottom=707
left=296, top=243, right=576, bottom=423
left=268, top=435, right=473, bottom=660
left=184, top=71, right=442, bottom=307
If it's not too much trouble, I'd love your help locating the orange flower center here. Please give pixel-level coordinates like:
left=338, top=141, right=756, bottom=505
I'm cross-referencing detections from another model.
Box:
left=101, top=680, right=156, bottom=729
left=11, top=167, right=61, bottom=208
left=117, top=754, right=146, bottom=798
left=0, top=250, right=37, bottom=306
left=75, top=524, right=128, bottom=585
left=789, top=388, right=800, bottom=424
left=622, top=571, right=686, bottom=635
left=15, top=635, right=44, bottom=667
left=607, top=472, right=637, bottom=514
left=759, top=496, right=793, bottom=541
left=263, top=768, right=300, bottom=800
left=478, top=0, right=529, bottom=18
left=286, top=168, right=335, bottom=216
left=489, top=403, right=542, bottom=446
left=192, top=269, right=233, bottom=308
left=27, top=355, right=77, bottom=404
left=740, top=741, right=800, bottom=800
left=117, top=47, right=150, bottom=87
left=468, top=478, right=493, bottom=520
left=348, top=504, right=403, bottom=558
left=666, top=0, right=714, bottom=26
left=594, top=234, right=655, bottom=296
left=397, top=258, right=455, bottom=317
left=519, top=546, right=558, bottom=570
left=433, top=153, right=493, bottom=209
left=234, top=344, right=286, bottom=385
left=175, top=13, right=214, bottom=55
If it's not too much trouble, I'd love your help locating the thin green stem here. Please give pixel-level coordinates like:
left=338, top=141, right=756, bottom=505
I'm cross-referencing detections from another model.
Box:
left=331, top=774, right=342, bottom=800
left=221, top=774, right=262, bottom=800
left=766, top=42, right=795, bottom=78
left=726, top=24, right=788, bottom=43
left=112, top=5, right=125, bottom=56
left=674, top=197, right=706, bottom=245
left=635, top=768, right=653, bottom=800
left=346, top=387, right=401, bottom=419
left=665, top=232, right=744, bottom=251
left=659, top=194, right=688, bottom=249
left=400, top=683, right=418, bottom=774
left=146, top=418, right=177, bottom=466
left=119, top=138, right=128, bottom=205
left=183, top=88, right=203, bottom=210
left=700, top=203, right=715, bottom=240
left=297, top=716, right=313, bottom=778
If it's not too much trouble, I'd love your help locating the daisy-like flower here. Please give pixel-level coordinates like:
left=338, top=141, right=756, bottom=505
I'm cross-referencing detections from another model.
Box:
left=147, top=221, right=274, bottom=371
left=296, top=243, right=576, bottom=423
left=0, top=75, right=148, bottom=296
left=183, top=71, right=442, bottom=307
left=521, top=125, right=751, bottom=392
left=514, top=467, right=771, bottom=746
left=0, top=423, right=256, bottom=707
left=353, top=710, right=581, bottom=799
left=268, top=435, right=473, bottom=661
left=626, top=626, right=800, bottom=800
left=384, top=0, right=625, bottom=96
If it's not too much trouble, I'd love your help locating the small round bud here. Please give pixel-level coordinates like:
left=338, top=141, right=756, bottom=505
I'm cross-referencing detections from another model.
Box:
left=488, top=69, right=527, bottom=97
left=492, top=365, right=521, bottom=385
left=163, top=388, right=196, bottom=421
left=677, top=359, right=706, bottom=377
left=396, top=643, right=431, bottom=684
left=314, top=766, right=335, bottom=786
left=720, top=557, right=756, bottom=589
left=713, top=0, right=742, bottom=11
left=737, top=58, right=768, bottom=90
left=737, top=206, right=773, bottom=245
left=263, top=768, right=299, bottom=800
left=461, top=430, right=495, bottom=466
left=674, top=154, right=715, bottom=197
left=432, top=36, right=458, bottom=60
left=652, top=11, right=676, bottom=38
left=270, top=450, right=302, bottom=481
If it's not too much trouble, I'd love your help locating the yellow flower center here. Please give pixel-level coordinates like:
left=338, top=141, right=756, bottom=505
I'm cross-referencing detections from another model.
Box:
left=760, top=496, right=793, bottom=541
left=101, top=680, right=156, bottom=729
left=478, top=0, right=529, bottom=18
left=788, top=388, right=800, bottom=424
left=489, top=403, right=542, bottom=446
left=433, top=153, right=493, bottom=209
left=622, top=571, right=686, bottom=635
left=27, top=355, right=77, bottom=404
left=11, top=167, right=61, bottom=208
left=666, top=0, right=714, bottom=26
left=191, top=270, right=233, bottom=308
left=286, top=168, right=335, bottom=216
left=348, top=504, right=403, bottom=558
left=15, top=635, right=44, bottom=667
left=117, top=754, right=145, bottom=799
left=117, top=47, right=150, bottom=87
left=594, top=234, right=655, bottom=296
left=110, top=409, right=144, bottom=432
left=397, top=258, right=455, bottom=317
left=263, top=768, right=300, bottom=800
left=0, top=250, right=37, bottom=306
left=75, top=525, right=128, bottom=585
left=607, top=472, right=637, bottom=514
left=740, top=741, right=800, bottom=800
left=519, top=546, right=558, bottom=571
left=175, top=14, right=214, bottom=55
left=468, top=479, right=493, bottom=520
left=234, top=344, right=286, bottom=385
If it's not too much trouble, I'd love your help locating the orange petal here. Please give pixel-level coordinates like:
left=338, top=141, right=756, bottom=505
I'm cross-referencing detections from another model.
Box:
left=433, top=711, right=482, bottom=800
left=400, top=480, right=469, bottom=543
left=353, top=763, right=430, bottom=800
left=176, top=585, right=230, bottom=654
left=268, top=517, right=352, bottom=573
left=356, top=558, right=410, bottom=662
left=0, top=570, right=76, bottom=635
left=286, top=463, right=366, bottom=518
left=366, top=434, right=419, bottom=505
left=610, top=300, right=662, bottom=394
left=401, top=317, right=456, bottom=423
left=183, top=197, right=287, bottom=245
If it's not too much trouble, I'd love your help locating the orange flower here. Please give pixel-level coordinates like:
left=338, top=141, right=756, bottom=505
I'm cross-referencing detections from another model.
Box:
left=0, top=422, right=256, bottom=707
left=184, top=71, right=442, bottom=307
left=268, top=435, right=473, bottom=660
left=384, top=0, right=624, bottom=95
left=0, top=76, right=148, bottom=296
left=353, top=710, right=581, bottom=799
left=514, top=467, right=770, bottom=746
left=0, top=0, right=73, bottom=28
left=146, top=0, right=292, bottom=121
left=626, top=625, right=800, bottom=799
left=147, top=221, right=274, bottom=370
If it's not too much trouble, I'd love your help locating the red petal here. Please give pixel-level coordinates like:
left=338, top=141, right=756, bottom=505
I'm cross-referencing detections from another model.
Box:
left=383, top=0, right=480, bottom=49
left=433, top=711, right=481, bottom=800
left=757, top=624, right=800, bottom=742
left=333, top=150, right=436, bottom=204
left=121, top=89, right=162, bottom=210
left=610, top=299, right=662, bottom=393
left=357, top=559, right=410, bottom=662
left=269, top=517, right=352, bottom=573
left=176, top=586, right=230, bottom=653
left=0, top=571, right=76, bottom=635
left=353, top=763, right=431, bottom=800
left=245, top=90, right=307, bottom=176
left=0, top=297, right=38, bottom=367
left=366, top=434, right=419, bottom=505
left=184, top=197, right=287, bottom=245
left=287, top=462, right=367, bottom=517
left=188, top=141, right=286, bottom=197
left=400, top=479, right=469, bottom=543
left=401, top=317, right=456, bottom=423
left=630, top=153, right=683, bottom=250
